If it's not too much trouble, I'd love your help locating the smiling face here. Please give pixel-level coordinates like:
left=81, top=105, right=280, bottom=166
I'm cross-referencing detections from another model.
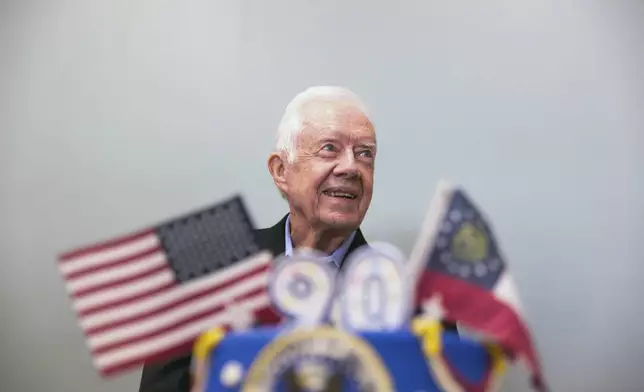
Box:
left=270, top=101, right=376, bottom=232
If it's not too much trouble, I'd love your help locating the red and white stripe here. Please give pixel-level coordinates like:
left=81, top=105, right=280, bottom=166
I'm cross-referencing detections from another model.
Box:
left=58, top=229, right=273, bottom=376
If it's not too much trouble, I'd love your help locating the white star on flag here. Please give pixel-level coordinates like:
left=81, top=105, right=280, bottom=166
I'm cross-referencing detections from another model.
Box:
left=422, top=294, right=446, bottom=321
left=226, top=302, right=255, bottom=331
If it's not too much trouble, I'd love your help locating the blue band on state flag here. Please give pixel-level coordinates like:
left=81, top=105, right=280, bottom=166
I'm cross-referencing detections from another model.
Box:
left=426, top=190, right=506, bottom=291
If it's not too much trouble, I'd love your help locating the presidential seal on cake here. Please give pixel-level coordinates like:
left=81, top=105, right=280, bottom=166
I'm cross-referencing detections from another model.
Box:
left=190, top=245, right=507, bottom=392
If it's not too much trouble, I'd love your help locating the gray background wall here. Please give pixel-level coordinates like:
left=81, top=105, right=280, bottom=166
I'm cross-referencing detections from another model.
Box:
left=1, top=1, right=643, bottom=391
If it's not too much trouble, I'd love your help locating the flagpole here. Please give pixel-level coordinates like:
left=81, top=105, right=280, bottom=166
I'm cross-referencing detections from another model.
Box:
left=407, top=179, right=455, bottom=290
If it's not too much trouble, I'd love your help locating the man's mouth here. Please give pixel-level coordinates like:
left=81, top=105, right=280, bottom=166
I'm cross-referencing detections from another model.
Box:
left=322, top=188, right=358, bottom=200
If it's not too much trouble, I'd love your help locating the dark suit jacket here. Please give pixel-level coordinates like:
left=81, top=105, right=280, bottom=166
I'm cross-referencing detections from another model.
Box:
left=138, top=214, right=368, bottom=392
left=138, top=214, right=456, bottom=392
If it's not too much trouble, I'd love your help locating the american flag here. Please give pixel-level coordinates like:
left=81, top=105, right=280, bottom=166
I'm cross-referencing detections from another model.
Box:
left=57, top=196, right=275, bottom=377
left=409, top=181, right=548, bottom=392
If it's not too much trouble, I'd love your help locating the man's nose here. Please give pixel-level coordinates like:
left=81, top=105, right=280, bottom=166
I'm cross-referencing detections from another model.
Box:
left=333, top=150, right=359, bottom=178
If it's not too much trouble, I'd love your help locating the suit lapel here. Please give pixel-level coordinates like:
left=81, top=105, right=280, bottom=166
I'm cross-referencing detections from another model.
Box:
left=254, top=214, right=288, bottom=257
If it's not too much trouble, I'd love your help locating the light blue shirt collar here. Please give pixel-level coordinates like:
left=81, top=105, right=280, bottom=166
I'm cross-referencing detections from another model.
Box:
left=284, top=214, right=356, bottom=268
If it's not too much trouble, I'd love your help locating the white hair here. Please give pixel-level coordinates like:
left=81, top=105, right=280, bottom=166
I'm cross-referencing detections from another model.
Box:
left=275, top=86, right=371, bottom=162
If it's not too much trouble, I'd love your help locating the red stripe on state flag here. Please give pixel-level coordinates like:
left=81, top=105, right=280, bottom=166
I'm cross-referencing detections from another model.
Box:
left=416, top=270, right=546, bottom=390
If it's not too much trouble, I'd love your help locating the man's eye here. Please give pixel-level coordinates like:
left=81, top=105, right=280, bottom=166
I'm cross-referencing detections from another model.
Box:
left=322, top=144, right=336, bottom=152
left=358, top=150, right=373, bottom=158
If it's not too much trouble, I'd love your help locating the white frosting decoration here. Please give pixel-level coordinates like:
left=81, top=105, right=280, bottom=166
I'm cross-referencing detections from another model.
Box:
left=220, top=361, right=244, bottom=387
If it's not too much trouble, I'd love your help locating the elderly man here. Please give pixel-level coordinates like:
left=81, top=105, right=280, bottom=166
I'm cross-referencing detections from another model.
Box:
left=258, top=86, right=375, bottom=267
left=138, top=86, right=375, bottom=392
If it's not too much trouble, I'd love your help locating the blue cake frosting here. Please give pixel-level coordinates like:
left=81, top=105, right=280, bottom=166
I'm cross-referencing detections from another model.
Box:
left=192, top=320, right=505, bottom=392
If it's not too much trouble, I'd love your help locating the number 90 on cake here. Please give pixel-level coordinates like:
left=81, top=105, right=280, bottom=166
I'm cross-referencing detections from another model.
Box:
left=336, top=243, right=411, bottom=332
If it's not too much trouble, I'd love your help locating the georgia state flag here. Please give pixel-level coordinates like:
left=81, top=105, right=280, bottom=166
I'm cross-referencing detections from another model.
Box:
left=408, top=180, right=548, bottom=392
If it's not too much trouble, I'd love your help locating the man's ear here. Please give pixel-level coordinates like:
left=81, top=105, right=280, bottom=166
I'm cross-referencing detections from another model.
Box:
left=268, top=153, right=288, bottom=196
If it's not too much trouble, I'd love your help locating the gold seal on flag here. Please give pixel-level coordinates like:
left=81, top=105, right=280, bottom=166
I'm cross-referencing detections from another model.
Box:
left=451, top=222, right=488, bottom=263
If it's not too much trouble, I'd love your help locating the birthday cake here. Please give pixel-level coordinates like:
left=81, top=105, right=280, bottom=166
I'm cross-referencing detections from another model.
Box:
left=189, top=247, right=507, bottom=392
left=191, top=320, right=505, bottom=392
